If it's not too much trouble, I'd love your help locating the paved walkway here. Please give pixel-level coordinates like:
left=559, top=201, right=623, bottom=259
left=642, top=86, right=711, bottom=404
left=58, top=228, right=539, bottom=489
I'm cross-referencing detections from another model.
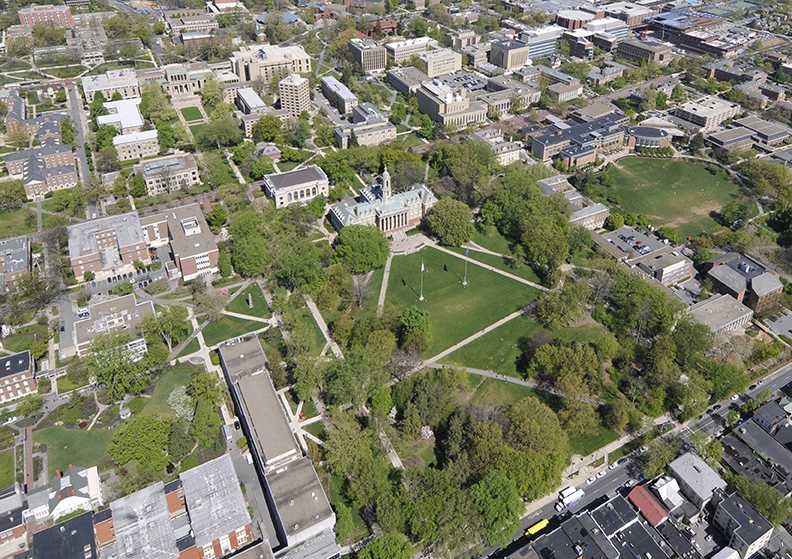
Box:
left=377, top=254, right=393, bottom=317
left=276, top=388, right=326, bottom=452
left=303, top=294, right=344, bottom=360
left=432, top=245, right=548, bottom=292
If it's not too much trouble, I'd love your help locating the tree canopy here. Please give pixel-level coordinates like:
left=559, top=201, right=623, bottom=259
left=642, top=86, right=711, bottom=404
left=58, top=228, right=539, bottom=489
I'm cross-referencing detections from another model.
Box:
left=334, top=225, right=390, bottom=273
left=426, top=197, right=474, bottom=247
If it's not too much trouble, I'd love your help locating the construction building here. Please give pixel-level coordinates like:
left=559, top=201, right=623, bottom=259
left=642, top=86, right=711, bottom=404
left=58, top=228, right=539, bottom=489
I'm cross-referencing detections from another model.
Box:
left=704, top=253, right=783, bottom=313
left=334, top=103, right=397, bottom=149
left=386, top=66, right=431, bottom=97
left=688, top=294, right=754, bottom=337
left=136, top=61, right=215, bottom=97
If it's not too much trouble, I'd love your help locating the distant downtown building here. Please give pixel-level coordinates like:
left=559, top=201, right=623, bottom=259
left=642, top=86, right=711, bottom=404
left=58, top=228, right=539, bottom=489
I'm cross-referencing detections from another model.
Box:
left=263, top=165, right=329, bottom=209
left=133, top=154, right=200, bottom=196
left=278, top=73, right=310, bottom=118
left=349, top=38, right=387, bottom=73
left=18, top=4, right=74, bottom=27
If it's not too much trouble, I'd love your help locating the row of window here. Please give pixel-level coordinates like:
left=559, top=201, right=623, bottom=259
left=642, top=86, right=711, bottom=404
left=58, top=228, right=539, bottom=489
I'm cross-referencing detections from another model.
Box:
left=286, top=187, right=318, bottom=202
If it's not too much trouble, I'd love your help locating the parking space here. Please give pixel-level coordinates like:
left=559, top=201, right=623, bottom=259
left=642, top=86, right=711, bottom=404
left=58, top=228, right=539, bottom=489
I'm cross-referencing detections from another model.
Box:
left=672, top=277, right=703, bottom=307
left=765, top=309, right=792, bottom=338
left=601, top=226, right=669, bottom=259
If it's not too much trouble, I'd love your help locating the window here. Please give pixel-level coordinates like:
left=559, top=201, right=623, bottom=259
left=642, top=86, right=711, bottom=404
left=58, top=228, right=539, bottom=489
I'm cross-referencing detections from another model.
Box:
left=202, top=543, right=216, bottom=559
left=236, top=527, right=248, bottom=545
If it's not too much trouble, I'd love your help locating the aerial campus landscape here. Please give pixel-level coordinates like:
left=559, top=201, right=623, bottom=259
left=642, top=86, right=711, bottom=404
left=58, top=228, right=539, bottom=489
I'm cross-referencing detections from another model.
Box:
left=10, top=1, right=792, bottom=559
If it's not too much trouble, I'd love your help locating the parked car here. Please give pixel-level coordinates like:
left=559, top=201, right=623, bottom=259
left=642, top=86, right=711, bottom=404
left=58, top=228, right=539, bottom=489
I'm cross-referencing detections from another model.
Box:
left=596, top=471, right=606, bottom=479
left=730, top=394, right=740, bottom=401
left=587, top=476, right=596, bottom=485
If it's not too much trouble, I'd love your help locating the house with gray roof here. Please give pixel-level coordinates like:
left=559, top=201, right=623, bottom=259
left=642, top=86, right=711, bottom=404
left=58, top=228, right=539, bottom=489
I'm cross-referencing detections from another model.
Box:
left=667, top=452, right=726, bottom=510
left=24, top=466, right=103, bottom=524
left=705, top=253, right=782, bottom=313
left=713, top=492, right=773, bottom=559
left=0, top=236, right=30, bottom=293
left=753, top=401, right=788, bottom=434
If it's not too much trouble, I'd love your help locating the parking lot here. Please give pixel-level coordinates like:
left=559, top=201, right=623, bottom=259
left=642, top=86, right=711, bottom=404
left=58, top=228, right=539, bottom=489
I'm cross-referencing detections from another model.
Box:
left=601, top=226, right=669, bottom=259
left=765, top=309, right=792, bottom=339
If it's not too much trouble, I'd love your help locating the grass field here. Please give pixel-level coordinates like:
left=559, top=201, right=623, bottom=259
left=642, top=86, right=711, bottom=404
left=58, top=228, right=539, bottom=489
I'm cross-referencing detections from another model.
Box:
left=143, top=367, right=195, bottom=417
left=3, top=324, right=49, bottom=354
left=470, top=225, right=513, bottom=255
left=0, top=449, right=13, bottom=487
left=385, top=247, right=540, bottom=354
left=568, top=425, right=620, bottom=457
left=35, top=426, right=114, bottom=479
left=57, top=374, right=89, bottom=393
left=226, top=284, right=271, bottom=319
left=447, top=247, right=543, bottom=284
left=0, top=207, right=38, bottom=238
left=202, top=152, right=236, bottom=185
left=177, top=338, right=200, bottom=358
left=202, top=316, right=263, bottom=346
left=605, top=158, right=743, bottom=239
left=443, top=314, right=611, bottom=378
left=181, top=106, right=203, bottom=121
left=189, top=124, right=205, bottom=137
left=398, top=133, right=425, bottom=149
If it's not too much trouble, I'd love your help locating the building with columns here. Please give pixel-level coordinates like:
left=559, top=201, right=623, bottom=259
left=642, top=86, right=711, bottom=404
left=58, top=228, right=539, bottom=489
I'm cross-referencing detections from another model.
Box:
left=329, top=168, right=437, bottom=233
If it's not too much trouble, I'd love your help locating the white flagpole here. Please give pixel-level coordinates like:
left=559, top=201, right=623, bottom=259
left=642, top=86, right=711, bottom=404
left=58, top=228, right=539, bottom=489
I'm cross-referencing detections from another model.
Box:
left=419, top=259, right=425, bottom=301
left=463, top=248, right=468, bottom=286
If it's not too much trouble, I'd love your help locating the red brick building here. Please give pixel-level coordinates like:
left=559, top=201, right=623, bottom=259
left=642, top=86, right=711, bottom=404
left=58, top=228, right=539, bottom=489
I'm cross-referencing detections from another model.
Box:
left=0, top=351, right=36, bottom=405
left=5, top=145, right=74, bottom=176
left=18, top=4, right=75, bottom=27
left=67, top=213, right=149, bottom=281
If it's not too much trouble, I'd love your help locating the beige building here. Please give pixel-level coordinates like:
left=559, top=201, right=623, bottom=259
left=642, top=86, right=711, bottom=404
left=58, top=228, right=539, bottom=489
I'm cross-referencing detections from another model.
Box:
left=230, top=44, right=311, bottom=83
left=490, top=40, right=531, bottom=70
left=335, top=103, right=397, bottom=149
left=321, top=76, right=359, bottom=114
left=349, top=38, right=387, bottom=74
left=133, top=154, right=200, bottom=195
left=81, top=69, right=140, bottom=103
left=419, top=48, right=463, bottom=78
left=113, top=130, right=160, bottom=161
left=446, top=29, right=480, bottom=49
left=415, top=82, right=487, bottom=128
left=136, top=62, right=215, bottom=97
left=675, top=96, right=741, bottom=131
left=385, top=37, right=436, bottom=63
left=263, top=165, right=329, bottom=209
left=278, top=73, right=310, bottom=118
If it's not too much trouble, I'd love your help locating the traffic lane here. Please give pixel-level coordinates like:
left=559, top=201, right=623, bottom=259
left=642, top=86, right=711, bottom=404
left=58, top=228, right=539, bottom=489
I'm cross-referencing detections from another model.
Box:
left=57, top=296, right=77, bottom=351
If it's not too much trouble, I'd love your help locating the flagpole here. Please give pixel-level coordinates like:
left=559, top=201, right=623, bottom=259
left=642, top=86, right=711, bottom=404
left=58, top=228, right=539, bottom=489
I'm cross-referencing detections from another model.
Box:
left=419, top=259, right=424, bottom=301
left=463, top=248, right=468, bottom=286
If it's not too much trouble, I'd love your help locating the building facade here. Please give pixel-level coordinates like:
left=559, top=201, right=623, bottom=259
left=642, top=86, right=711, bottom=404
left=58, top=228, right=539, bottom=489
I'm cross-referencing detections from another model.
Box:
left=263, top=165, right=329, bottom=209
left=675, top=97, right=741, bottom=130
left=80, top=69, right=140, bottom=103
left=113, top=130, right=160, bottom=161
left=415, top=82, right=487, bottom=127
left=0, top=351, right=36, bottom=405
left=18, top=4, right=74, bottom=27
left=385, top=37, right=436, bottom=63
left=321, top=76, right=359, bottom=114
left=230, top=44, right=311, bottom=83
left=133, top=154, right=200, bottom=196
left=67, top=213, right=149, bottom=281
left=278, top=73, right=310, bottom=118
left=617, top=38, right=673, bottom=65
left=419, top=48, right=463, bottom=78
left=349, top=38, right=387, bottom=73
left=713, top=493, right=773, bottom=559
left=490, top=40, right=531, bottom=70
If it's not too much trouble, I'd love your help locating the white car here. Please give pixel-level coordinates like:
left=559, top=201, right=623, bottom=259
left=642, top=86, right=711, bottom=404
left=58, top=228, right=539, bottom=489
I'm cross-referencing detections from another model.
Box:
left=624, top=480, right=635, bottom=488
left=587, top=476, right=596, bottom=485
left=757, top=379, right=764, bottom=386
left=609, top=462, right=618, bottom=470
left=596, top=470, right=606, bottom=479
left=555, top=502, right=564, bottom=512
left=730, top=394, right=740, bottom=401
left=639, top=446, right=648, bottom=454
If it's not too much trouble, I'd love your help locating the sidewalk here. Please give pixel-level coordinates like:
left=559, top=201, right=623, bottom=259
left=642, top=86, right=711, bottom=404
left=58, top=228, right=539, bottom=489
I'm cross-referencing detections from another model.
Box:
left=432, top=244, right=548, bottom=292
left=303, top=294, right=344, bottom=360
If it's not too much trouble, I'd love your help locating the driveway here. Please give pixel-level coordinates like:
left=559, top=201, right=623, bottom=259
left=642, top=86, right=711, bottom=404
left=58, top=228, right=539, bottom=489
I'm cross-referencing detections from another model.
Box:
left=766, top=309, right=792, bottom=338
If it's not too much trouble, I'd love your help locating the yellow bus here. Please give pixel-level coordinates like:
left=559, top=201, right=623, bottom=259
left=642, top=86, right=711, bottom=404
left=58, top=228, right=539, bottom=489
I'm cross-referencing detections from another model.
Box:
left=525, top=518, right=549, bottom=537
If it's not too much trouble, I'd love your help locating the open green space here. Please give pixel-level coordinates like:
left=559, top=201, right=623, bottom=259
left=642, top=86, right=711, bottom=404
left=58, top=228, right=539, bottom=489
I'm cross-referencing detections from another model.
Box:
left=86, top=61, right=153, bottom=75
left=470, top=378, right=543, bottom=408
left=397, top=132, right=425, bottom=149
left=447, top=247, right=542, bottom=284
left=127, top=397, right=147, bottom=414
left=202, top=151, right=236, bottom=185
left=470, top=225, right=513, bottom=255
left=35, top=426, right=114, bottom=479
left=189, top=124, right=205, bottom=137
left=202, top=316, right=263, bottom=347
left=303, top=421, right=326, bottom=440
left=605, top=158, right=743, bottom=239
left=143, top=367, right=195, bottom=417
left=0, top=449, right=13, bottom=487
left=277, top=161, right=300, bottom=172
left=443, top=313, right=611, bottom=378
left=3, top=324, right=49, bottom=353
left=176, top=338, right=200, bottom=358
left=385, top=247, right=540, bottom=354
left=57, top=374, right=89, bottom=393
left=226, top=284, right=271, bottom=319
left=180, top=106, right=203, bottom=121
left=568, top=424, right=619, bottom=457
left=326, top=473, right=370, bottom=541
left=0, top=207, right=38, bottom=238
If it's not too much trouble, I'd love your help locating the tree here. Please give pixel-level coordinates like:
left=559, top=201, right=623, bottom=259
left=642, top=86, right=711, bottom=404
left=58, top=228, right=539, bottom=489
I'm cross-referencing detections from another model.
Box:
left=606, top=213, right=625, bottom=230
left=425, top=197, right=474, bottom=247
left=334, top=225, right=390, bottom=273
left=96, top=145, right=119, bottom=173
left=130, top=173, right=147, bottom=197
left=206, top=205, right=228, bottom=227
left=6, top=128, right=31, bottom=149
left=727, top=409, right=740, bottom=427
left=689, top=132, right=705, bottom=153
left=87, top=331, right=146, bottom=402
left=283, top=118, right=311, bottom=148
left=168, top=420, right=193, bottom=461
left=190, top=398, right=223, bottom=447
left=250, top=156, right=275, bottom=180
left=400, top=305, right=432, bottom=352
left=108, top=414, right=170, bottom=474
left=17, top=393, right=44, bottom=416
left=334, top=503, right=354, bottom=543
left=201, top=78, right=224, bottom=107
left=671, top=84, right=686, bottom=102
left=358, top=533, right=413, bottom=559
left=252, top=115, right=283, bottom=142
left=471, top=472, right=523, bottom=548
left=60, top=117, right=76, bottom=147
left=140, top=83, right=177, bottom=124
left=508, top=396, right=569, bottom=456
left=199, top=112, right=243, bottom=148
left=732, top=474, right=792, bottom=526
left=643, top=438, right=681, bottom=479
left=157, top=122, right=175, bottom=152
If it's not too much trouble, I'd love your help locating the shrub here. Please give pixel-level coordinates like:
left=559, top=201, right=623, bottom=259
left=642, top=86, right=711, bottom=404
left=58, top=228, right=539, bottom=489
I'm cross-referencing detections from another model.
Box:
left=237, top=436, right=248, bottom=448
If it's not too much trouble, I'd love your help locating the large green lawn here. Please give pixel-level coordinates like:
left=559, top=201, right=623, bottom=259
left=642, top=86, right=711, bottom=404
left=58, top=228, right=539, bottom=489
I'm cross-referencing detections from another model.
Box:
left=0, top=207, right=37, bottom=238
left=385, top=247, right=540, bottom=354
left=0, top=449, right=14, bottom=487
left=143, top=367, right=195, bottom=417
left=447, top=247, right=543, bottom=284
left=605, top=158, right=744, bottom=238
left=3, top=324, right=49, bottom=353
left=202, top=316, right=263, bottom=347
left=35, top=426, right=114, bottom=479
left=226, top=284, right=271, bottom=319
left=180, top=106, right=203, bottom=121
left=443, top=314, right=612, bottom=378
left=176, top=338, right=200, bottom=358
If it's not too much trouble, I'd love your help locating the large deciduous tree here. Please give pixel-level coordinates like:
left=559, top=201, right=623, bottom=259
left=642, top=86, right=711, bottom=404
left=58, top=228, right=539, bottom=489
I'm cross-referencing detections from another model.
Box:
left=334, top=225, right=390, bottom=273
left=425, top=197, right=474, bottom=247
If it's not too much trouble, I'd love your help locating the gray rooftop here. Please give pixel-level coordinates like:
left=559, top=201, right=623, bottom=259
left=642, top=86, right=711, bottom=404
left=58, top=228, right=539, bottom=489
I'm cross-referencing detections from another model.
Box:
left=0, top=235, right=29, bottom=277
left=716, top=493, right=773, bottom=546
left=735, top=419, right=792, bottom=478
left=164, top=203, right=218, bottom=262
left=237, top=87, right=266, bottom=110
left=0, top=350, right=30, bottom=381
left=67, top=212, right=145, bottom=260
left=667, top=452, right=726, bottom=504
left=264, top=458, right=335, bottom=539
left=180, top=454, right=251, bottom=548
left=264, top=165, right=327, bottom=192
left=107, top=481, right=179, bottom=559
left=321, top=76, right=357, bottom=102
left=73, top=294, right=154, bottom=349
left=751, top=272, right=783, bottom=297
left=4, top=143, right=72, bottom=165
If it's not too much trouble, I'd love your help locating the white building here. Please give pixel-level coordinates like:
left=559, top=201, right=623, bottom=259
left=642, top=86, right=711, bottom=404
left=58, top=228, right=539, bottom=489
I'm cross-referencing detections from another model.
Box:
left=263, top=165, right=329, bottom=209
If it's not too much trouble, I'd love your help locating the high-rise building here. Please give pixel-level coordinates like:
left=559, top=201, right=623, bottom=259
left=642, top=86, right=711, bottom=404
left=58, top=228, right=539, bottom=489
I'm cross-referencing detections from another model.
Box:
left=349, top=38, right=387, bottom=74
left=229, top=44, right=311, bottom=83
left=18, top=4, right=74, bottom=27
left=278, top=73, right=310, bottom=118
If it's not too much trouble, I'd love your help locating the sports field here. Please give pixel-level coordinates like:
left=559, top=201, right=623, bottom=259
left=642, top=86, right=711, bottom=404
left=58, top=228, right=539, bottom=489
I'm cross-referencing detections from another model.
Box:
left=385, top=247, right=541, bottom=354
left=605, top=158, right=744, bottom=239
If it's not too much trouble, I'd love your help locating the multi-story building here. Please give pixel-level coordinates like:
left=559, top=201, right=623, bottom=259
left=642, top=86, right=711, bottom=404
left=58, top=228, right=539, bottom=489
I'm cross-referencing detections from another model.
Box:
left=136, top=62, right=215, bottom=97
left=321, top=76, right=359, bottom=114
left=446, top=29, right=480, bottom=49
left=547, top=82, right=584, bottom=102
left=415, top=82, right=487, bottom=128
left=667, top=452, right=726, bottom=509
left=387, top=66, right=431, bottom=97
left=235, top=86, right=267, bottom=115
left=675, top=96, right=741, bottom=131
left=21, top=157, right=79, bottom=199
left=67, top=212, right=149, bottom=281
left=25, top=465, right=103, bottom=524
left=349, top=38, right=387, bottom=74
left=113, top=130, right=160, bottom=161
left=96, top=98, right=144, bottom=133
left=5, top=144, right=74, bottom=176
left=133, top=154, right=200, bottom=196
left=6, top=25, right=33, bottom=51
left=556, top=9, right=596, bottom=29
left=604, top=1, right=657, bottom=27
left=617, top=38, right=673, bottom=65
left=631, top=246, right=694, bottom=286
left=0, top=236, right=30, bottom=294
left=418, top=48, right=462, bottom=78
left=18, top=4, right=74, bottom=27
left=81, top=69, right=140, bottom=103
left=0, top=351, right=36, bottom=405
left=334, top=103, right=397, bottom=149
left=689, top=294, right=753, bottom=337
left=519, top=24, right=566, bottom=59
left=330, top=168, right=437, bottom=233
left=168, top=15, right=218, bottom=33
left=240, top=108, right=290, bottom=137
left=140, top=204, right=219, bottom=281
left=470, top=129, right=522, bottom=165
left=705, top=253, right=783, bottom=313
left=263, top=165, right=329, bottom=209
left=73, top=294, right=153, bottom=358
left=537, top=176, right=609, bottom=230
left=278, top=73, right=310, bottom=118
left=229, top=44, right=311, bottom=83
left=385, top=37, right=436, bottom=63
left=0, top=485, right=26, bottom=557
left=490, top=40, right=531, bottom=70
left=712, top=493, right=773, bottom=559
left=531, top=111, right=629, bottom=161
left=625, top=125, right=672, bottom=148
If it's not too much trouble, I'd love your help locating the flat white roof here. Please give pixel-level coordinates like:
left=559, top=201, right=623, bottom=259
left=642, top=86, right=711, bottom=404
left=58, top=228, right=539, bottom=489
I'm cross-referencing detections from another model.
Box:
left=97, top=98, right=144, bottom=130
left=112, top=129, right=158, bottom=146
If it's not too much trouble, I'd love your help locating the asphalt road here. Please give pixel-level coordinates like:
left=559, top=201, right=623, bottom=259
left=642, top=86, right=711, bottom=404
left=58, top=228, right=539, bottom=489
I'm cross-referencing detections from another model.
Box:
left=65, top=85, right=90, bottom=192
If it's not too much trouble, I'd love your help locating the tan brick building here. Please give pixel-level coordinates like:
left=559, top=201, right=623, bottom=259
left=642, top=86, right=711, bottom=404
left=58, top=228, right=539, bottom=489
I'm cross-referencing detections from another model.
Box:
left=278, top=73, right=310, bottom=118
left=349, top=38, right=387, bottom=74
left=113, top=130, right=160, bottom=161
left=133, top=154, right=200, bottom=195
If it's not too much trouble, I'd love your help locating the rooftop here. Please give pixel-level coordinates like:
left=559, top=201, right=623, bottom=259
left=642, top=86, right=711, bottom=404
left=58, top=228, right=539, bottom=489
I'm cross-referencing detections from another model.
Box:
left=667, top=451, right=726, bottom=503
left=0, top=350, right=31, bottom=380
left=67, top=212, right=145, bottom=260
left=264, top=165, right=327, bottom=192
left=688, top=294, right=753, bottom=331
left=81, top=69, right=138, bottom=93
left=97, top=98, right=144, bottom=131
left=180, top=454, right=251, bottom=548
left=73, top=294, right=154, bottom=349
left=0, top=235, right=29, bottom=277
left=112, top=129, right=158, bottom=146
left=164, top=203, right=217, bottom=261
left=237, top=87, right=266, bottom=110
left=107, top=481, right=179, bottom=559
left=627, top=485, right=668, bottom=527
left=591, top=495, right=638, bottom=536
left=321, top=75, right=358, bottom=102
left=716, top=492, right=773, bottom=545
left=735, top=419, right=792, bottom=478
left=32, top=511, right=97, bottom=559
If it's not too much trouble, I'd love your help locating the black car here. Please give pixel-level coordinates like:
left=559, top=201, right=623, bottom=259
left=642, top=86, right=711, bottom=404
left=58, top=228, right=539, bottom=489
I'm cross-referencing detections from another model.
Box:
left=749, top=384, right=757, bottom=390
left=713, top=404, right=721, bottom=411
left=234, top=420, right=240, bottom=430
